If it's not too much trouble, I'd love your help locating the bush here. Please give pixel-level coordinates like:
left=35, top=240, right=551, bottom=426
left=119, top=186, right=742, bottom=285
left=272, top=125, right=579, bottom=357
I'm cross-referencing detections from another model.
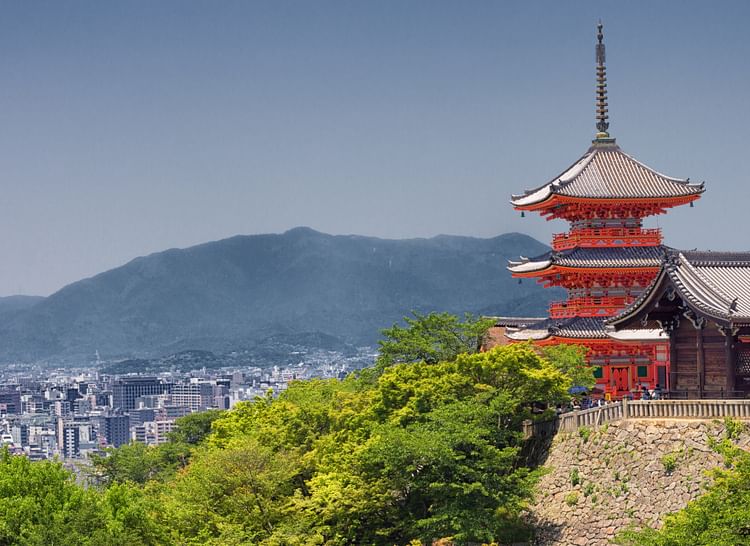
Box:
left=724, top=417, right=746, bottom=441
left=570, top=468, right=580, bottom=486
left=583, top=482, right=595, bottom=497
left=578, top=426, right=592, bottom=443
left=661, top=452, right=679, bottom=474
left=565, top=492, right=579, bottom=506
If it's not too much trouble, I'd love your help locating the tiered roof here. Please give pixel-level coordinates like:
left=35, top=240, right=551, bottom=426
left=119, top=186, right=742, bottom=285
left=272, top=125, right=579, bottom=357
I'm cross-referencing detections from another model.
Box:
left=505, top=316, right=608, bottom=341
left=505, top=315, right=665, bottom=342
left=511, top=142, right=705, bottom=209
left=508, top=246, right=666, bottom=275
left=492, top=317, right=546, bottom=328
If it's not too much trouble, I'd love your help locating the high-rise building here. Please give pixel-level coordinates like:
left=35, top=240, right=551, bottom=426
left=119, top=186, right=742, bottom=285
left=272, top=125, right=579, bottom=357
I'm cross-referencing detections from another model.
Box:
left=112, top=377, right=170, bottom=411
left=56, top=418, right=80, bottom=459
left=0, top=390, right=21, bottom=415
left=10, top=424, right=29, bottom=447
left=171, top=382, right=213, bottom=412
left=129, top=407, right=155, bottom=427
left=97, top=415, right=130, bottom=448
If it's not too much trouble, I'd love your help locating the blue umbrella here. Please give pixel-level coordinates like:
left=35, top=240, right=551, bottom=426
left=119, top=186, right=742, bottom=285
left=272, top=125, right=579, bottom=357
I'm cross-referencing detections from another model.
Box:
left=568, top=386, right=589, bottom=394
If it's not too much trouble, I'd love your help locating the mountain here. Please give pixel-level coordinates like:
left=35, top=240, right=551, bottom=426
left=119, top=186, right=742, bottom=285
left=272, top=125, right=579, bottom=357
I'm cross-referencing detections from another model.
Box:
left=0, top=228, right=560, bottom=362
left=0, top=296, right=45, bottom=316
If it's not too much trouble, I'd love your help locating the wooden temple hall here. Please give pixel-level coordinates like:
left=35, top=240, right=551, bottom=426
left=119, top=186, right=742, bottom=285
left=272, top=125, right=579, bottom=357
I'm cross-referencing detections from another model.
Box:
left=489, top=23, right=750, bottom=399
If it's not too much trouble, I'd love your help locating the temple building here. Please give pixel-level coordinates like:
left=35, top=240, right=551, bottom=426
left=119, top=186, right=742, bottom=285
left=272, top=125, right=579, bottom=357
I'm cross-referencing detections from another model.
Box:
left=494, top=23, right=709, bottom=398
left=608, top=251, right=750, bottom=397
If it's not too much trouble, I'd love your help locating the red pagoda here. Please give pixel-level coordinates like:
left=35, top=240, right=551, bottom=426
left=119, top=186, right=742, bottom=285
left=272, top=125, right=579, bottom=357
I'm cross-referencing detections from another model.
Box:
left=503, top=23, right=705, bottom=398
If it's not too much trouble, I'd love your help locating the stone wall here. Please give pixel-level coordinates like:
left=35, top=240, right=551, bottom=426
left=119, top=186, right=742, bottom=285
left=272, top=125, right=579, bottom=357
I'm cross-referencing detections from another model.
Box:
left=526, top=419, right=750, bottom=545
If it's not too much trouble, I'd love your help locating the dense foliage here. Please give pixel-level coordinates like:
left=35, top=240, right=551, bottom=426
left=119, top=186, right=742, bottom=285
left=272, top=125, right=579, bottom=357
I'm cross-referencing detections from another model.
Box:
left=0, top=451, right=164, bottom=545
left=89, top=410, right=224, bottom=485
left=189, top=344, right=571, bottom=544
left=0, top=313, right=591, bottom=545
left=539, top=344, right=595, bottom=391
left=376, top=312, right=495, bottom=368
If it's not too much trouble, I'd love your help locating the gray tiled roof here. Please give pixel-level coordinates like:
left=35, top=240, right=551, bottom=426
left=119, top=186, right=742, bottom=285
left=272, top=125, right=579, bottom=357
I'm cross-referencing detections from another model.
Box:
left=610, top=250, right=750, bottom=326
left=506, top=317, right=608, bottom=341
left=489, top=316, right=547, bottom=328
left=508, top=246, right=665, bottom=274
left=511, top=142, right=705, bottom=207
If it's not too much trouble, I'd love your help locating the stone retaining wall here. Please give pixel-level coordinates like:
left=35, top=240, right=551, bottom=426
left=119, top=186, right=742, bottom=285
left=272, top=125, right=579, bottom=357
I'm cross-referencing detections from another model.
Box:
left=526, top=419, right=750, bottom=545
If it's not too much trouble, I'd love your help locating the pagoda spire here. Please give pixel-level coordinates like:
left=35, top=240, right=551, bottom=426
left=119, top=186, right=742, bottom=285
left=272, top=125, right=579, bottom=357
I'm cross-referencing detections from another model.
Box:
left=595, top=21, right=611, bottom=141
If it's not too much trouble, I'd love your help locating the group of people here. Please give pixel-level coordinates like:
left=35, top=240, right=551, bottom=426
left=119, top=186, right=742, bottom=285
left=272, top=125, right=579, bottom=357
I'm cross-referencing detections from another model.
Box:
left=639, top=383, right=663, bottom=400
left=565, top=397, right=609, bottom=412
left=559, top=383, right=666, bottom=414
left=563, top=384, right=665, bottom=412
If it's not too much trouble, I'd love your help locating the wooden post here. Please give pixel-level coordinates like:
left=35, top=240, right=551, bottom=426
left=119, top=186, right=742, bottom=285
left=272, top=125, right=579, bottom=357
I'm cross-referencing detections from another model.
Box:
left=669, top=329, right=678, bottom=392
left=522, top=419, right=533, bottom=440
left=697, top=325, right=705, bottom=398
left=725, top=327, right=736, bottom=395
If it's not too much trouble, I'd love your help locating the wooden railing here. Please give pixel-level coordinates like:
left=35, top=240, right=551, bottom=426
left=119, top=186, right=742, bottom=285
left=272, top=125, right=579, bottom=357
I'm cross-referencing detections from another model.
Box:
left=523, top=399, right=750, bottom=439
left=624, top=399, right=750, bottom=419
left=551, top=227, right=662, bottom=251
left=549, top=296, right=632, bottom=318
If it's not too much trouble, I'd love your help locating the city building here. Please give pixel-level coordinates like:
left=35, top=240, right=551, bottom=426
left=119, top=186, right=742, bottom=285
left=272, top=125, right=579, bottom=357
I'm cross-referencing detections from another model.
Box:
left=97, top=415, right=131, bottom=448
left=56, top=419, right=80, bottom=459
left=171, top=382, right=213, bottom=412
left=112, top=377, right=170, bottom=411
left=0, top=390, right=21, bottom=415
left=133, top=420, right=175, bottom=445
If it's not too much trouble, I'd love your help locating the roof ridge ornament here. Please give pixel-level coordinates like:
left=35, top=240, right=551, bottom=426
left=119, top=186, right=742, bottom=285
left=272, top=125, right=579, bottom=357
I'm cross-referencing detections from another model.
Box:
left=594, top=21, right=614, bottom=144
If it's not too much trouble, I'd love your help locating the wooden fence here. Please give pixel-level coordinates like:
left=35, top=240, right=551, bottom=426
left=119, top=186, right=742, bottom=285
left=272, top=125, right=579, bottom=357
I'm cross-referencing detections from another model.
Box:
left=523, top=399, right=750, bottom=439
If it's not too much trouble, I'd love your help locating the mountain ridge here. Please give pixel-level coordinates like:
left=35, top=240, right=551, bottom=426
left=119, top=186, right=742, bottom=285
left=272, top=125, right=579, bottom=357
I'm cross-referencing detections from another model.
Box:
left=0, top=228, right=559, bottom=362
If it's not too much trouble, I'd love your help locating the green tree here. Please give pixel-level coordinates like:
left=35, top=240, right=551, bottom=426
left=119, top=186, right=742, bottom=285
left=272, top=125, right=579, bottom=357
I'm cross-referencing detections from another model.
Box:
left=376, top=311, right=494, bottom=368
left=91, top=483, right=167, bottom=545
left=540, top=343, right=595, bottom=390
left=90, top=441, right=191, bottom=486
left=206, top=344, right=568, bottom=545
left=90, top=410, right=224, bottom=486
left=167, top=409, right=224, bottom=445
left=160, top=438, right=300, bottom=545
left=0, top=449, right=164, bottom=545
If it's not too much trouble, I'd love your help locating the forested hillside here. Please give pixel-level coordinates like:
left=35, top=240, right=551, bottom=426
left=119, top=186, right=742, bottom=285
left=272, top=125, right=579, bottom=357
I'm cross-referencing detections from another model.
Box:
left=0, top=228, right=558, bottom=362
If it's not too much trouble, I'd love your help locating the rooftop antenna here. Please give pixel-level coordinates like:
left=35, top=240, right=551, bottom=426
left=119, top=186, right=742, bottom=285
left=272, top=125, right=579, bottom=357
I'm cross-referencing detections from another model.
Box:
left=595, top=20, right=612, bottom=142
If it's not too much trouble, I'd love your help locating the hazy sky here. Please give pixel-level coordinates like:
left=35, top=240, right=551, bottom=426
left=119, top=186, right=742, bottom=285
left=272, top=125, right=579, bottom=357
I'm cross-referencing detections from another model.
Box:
left=1, top=1, right=750, bottom=296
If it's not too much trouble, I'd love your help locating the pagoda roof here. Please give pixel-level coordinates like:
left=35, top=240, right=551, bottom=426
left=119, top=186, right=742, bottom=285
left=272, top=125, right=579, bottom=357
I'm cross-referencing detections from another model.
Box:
left=511, top=141, right=704, bottom=209
left=506, top=316, right=608, bottom=341
left=489, top=316, right=547, bottom=328
left=505, top=316, right=666, bottom=342
left=508, top=245, right=666, bottom=275
left=611, top=250, right=750, bottom=327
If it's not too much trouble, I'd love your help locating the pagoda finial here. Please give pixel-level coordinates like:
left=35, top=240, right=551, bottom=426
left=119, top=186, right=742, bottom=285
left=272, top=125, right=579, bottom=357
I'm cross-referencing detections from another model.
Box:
left=595, top=20, right=611, bottom=141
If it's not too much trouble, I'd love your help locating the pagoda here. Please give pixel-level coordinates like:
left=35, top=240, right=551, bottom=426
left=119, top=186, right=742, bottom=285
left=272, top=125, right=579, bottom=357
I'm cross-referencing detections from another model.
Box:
left=503, top=23, right=705, bottom=398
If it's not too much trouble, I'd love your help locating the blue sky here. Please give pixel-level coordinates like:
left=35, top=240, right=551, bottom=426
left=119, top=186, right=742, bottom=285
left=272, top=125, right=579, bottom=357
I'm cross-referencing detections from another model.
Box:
left=1, top=1, right=749, bottom=295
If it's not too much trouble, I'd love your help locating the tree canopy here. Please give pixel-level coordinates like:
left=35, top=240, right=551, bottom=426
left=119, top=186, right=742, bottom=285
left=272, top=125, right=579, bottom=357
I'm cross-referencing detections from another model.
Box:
left=376, top=312, right=494, bottom=368
left=157, top=343, right=571, bottom=544
left=0, top=312, right=593, bottom=545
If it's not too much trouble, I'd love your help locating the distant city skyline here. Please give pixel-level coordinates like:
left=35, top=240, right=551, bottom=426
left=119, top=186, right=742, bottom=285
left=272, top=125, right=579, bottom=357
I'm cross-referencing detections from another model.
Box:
left=1, top=1, right=750, bottom=295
